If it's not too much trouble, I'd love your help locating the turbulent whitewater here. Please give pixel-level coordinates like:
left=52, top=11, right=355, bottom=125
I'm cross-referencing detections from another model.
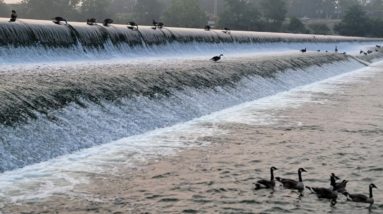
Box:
left=0, top=19, right=382, bottom=172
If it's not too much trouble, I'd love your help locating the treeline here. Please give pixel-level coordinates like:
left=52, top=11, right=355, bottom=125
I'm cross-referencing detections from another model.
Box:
left=0, top=0, right=383, bottom=37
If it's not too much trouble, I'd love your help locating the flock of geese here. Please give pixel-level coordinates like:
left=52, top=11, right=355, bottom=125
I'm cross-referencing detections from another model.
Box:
left=254, top=167, right=378, bottom=208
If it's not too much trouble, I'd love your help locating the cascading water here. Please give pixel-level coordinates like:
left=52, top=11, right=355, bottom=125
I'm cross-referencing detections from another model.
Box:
left=0, top=19, right=383, bottom=173
left=0, top=18, right=382, bottom=63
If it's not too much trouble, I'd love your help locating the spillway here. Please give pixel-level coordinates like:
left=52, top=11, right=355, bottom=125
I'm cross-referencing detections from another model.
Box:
left=0, top=18, right=382, bottom=173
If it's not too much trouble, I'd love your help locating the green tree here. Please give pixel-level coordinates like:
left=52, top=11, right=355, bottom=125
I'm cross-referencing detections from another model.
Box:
left=80, top=0, right=111, bottom=21
left=219, top=0, right=262, bottom=31
left=162, top=0, right=207, bottom=28
left=334, top=5, right=370, bottom=36
left=20, top=0, right=80, bottom=20
left=308, top=23, right=331, bottom=35
left=133, top=0, right=163, bottom=25
left=336, top=0, right=360, bottom=18
left=260, top=0, right=287, bottom=32
left=285, top=17, right=308, bottom=33
left=0, top=0, right=9, bottom=17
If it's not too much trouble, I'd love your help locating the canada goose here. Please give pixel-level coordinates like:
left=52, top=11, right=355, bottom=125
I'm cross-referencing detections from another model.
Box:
left=300, top=48, right=307, bottom=53
left=330, top=173, right=348, bottom=195
left=205, top=25, right=211, bottom=31
left=306, top=186, right=338, bottom=205
left=52, top=17, right=68, bottom=25
left=345, top=184, right=377, bottom=207
left=254, top=166, right=278, bottom=190
left=276, top=168, right=307, bottom=193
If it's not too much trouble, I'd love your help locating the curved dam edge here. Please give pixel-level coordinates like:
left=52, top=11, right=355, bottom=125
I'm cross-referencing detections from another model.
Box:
left=0, top=53, right=371, bottom=172
left=1, top=18, right=383, bottom=64
left=0, top=53, right=355, bottom=126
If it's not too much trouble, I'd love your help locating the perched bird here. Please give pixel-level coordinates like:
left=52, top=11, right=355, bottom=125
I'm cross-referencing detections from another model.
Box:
left=367, top=50, right=373, bottom=54
left=86, top=18, right=96, bottom=25
left=254, top=166, right=278, bottom=190
left=128, top=21, right=138, bottom=30
left=9, top=10, right=17, bottom=22
left=360, top=50, right=364, bottom=54
left=52, top=17, right=68, bottom=25
left=376, top=45, right=381, bottom=48
left=335, top=46, right=338, bottom=53
left=152, top=19, right=164, bottom=29
left=317, top=50, right=321, bottom=52
left=300, top=48, right=307, bottom=53
left=345, top=184, right=377, bottom=207
left=223, top=27, right=231, bottom=34
left=276, top=168, right=307, bottom=194
left=103, top=18, right=113, bottom=27
left=205, top=25, right=211, bottom=31
left=210, top=54, right=223, bottom=62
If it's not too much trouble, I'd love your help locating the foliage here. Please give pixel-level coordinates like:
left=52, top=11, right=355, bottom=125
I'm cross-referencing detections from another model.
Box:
left=133, top=0, right=163, bottom=25
left=285, top=17, right=308, bottom=34
left=308, top=23, right=331, bottom=35
left=162, top=0, right=207, bottom=28
left=259, top=0, right=287, bottom=32
left=20, top=0, right=80, bottom=20
left=334, top=5, right=370, bottom=36
left=219, top=0, right=263, bottom=31
left=80, top=0, right=111, bottom=21
left=0, top=0, right=9, bottom=17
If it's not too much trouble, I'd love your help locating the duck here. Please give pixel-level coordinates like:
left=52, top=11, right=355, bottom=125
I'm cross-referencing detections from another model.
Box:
left=254, top=166, right=278, bottom=190
left=276, top=168, right=307, bottom=193
left=52, top=17, right=68, bottom=25
left=330, top=173, right=348, bottom=195
left=345, top=183, right=377, bottom=207
left=300, top=48, right=307, bottom=53
left=210, top=54, right=223, bottom=62
left=103, top=18, right=113, bottom=27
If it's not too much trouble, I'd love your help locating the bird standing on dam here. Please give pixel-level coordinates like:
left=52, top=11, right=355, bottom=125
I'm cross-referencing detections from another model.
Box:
left=87, top=18, right=96, bottom=25
left=52, top=17, right=68, bottom=25
left=300, top=48, right=307, bottom=53
left=103, top=19, right=113, bottom=27
left=128, top=21, right=138, bottom=30
left=10, top=10, right=17, bottom=22
left=210, top=54, right=223, bottom=62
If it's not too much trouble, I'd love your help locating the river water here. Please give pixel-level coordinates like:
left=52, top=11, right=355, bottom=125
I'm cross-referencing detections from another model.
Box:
left=1, top=62, right=383, bottom=213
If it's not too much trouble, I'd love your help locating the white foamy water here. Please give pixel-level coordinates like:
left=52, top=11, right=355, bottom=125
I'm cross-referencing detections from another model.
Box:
left=0, top=62, right=380, bottom=205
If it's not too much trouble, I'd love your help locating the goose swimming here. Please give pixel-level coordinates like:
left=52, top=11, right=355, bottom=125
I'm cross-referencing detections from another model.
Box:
left=276, top=168, right=307, bottom=193
left=306, top=186, right=338, bottom=205
left=345, top=183, right=377, bottom=207
left=330, top=173, right=348, bottom=195
left=254, top=166, right=278, bottom=190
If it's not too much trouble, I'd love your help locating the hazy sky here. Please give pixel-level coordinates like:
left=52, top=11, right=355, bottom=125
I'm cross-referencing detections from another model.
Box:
left=4, top=0, right=21, bottom=3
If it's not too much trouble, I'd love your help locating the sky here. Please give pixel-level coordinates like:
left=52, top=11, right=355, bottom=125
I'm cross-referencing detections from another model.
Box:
left=4, top=0, right=21, bottom=3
